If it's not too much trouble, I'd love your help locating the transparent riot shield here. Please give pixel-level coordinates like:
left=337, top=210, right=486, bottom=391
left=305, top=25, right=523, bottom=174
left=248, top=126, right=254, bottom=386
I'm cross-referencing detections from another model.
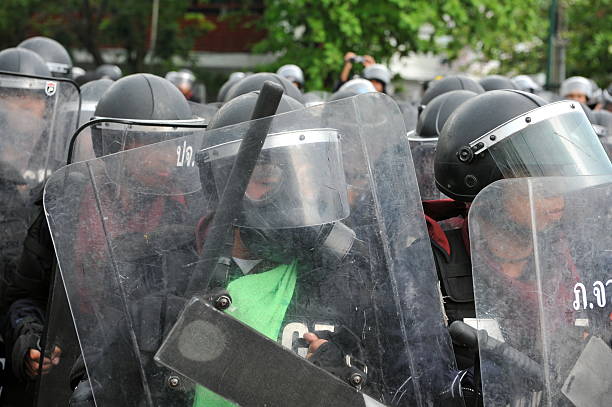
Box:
left=45, top=92, right=464, bottom=406
left=0, top=71, right=79, bottom=406
left=303, top=91, right=331, bottom=107
left=397, top=101, right=419, bottom=132
left=36, top=119, right=207, bottom=406
left=0, top=70, right=79, bottom=304
left=68, top=117, right=210, bottom=163
left=407, top=135, right=444, bottom=201
left=469, top=176, right=612, bottom=406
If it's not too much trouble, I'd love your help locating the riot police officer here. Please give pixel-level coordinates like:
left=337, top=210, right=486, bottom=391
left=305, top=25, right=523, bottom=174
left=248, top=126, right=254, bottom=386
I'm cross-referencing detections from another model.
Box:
left=276, top=64, right=304, bottom=90
left=18, top=36, right=73, bottom=79
left=0, top=48, right=51, bottom=77
left=512, top=75, right=542, bottom=94
left=166, top=69, right=201, bottom=102
left=224, top=72, right=304, bottom=103
left=94, top=64, right=122, bottom=81
left=559, top=76, right=592, bottom=104
left=0, top=44, right=75, bottom=407
left=428, top=90, right=612, bottom=369
left=362, top=64, right=391, bottom=93
left=410, top=90, right=478, bottom=200
left=419, top=75, right=485, bottom=114
left=0, top=73, right=202, bottom=407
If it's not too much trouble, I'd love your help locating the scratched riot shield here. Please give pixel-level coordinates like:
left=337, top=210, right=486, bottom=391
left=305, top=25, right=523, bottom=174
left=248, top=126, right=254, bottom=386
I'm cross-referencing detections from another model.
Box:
left=398, top=101, right=419, bottom=132
left=45, top=92, right=464, bottom=406
left=469, top=176, right=612, bottom=406
left=407, top=135, right=444, bottom=200
left=0, top=71, right=79, bottom=301
left=37, top=119, right=207, bottom=407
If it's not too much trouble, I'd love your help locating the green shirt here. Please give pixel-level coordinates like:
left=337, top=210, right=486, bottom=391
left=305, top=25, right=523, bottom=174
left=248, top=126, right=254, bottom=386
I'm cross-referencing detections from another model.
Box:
left=193, top=260, right=298, bottom=406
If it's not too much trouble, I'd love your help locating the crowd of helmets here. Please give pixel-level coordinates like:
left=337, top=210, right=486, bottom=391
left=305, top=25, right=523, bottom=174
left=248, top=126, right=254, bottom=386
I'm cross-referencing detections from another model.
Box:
left=1, top=34, right=612, bottom=405
left=1, top=36, right=610, bottom=140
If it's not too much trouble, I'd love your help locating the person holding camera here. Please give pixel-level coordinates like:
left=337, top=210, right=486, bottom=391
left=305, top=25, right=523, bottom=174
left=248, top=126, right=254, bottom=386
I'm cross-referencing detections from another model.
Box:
left=336, top=52, right=374, bottom=90
left=336, top=52, right=390, bottom=94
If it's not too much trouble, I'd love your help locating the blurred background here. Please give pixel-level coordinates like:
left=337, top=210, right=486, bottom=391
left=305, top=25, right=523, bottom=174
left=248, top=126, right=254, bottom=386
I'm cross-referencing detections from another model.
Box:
left=1, top=0, right=609, bottom=101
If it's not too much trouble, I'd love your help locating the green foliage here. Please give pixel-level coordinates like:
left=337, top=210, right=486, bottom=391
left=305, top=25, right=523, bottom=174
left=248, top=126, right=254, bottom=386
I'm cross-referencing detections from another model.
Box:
left=253, top=0, right=610, bottom=90
left=564, top=0, right=611, bottom=86
left=0, top=0, right=42, bottom=50
left=0, top=0, right=214, bottom=73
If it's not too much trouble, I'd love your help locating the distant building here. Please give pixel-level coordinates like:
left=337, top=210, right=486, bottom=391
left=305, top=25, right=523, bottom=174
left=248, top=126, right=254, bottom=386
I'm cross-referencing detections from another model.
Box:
left=73, top=0, right=275, bottom=71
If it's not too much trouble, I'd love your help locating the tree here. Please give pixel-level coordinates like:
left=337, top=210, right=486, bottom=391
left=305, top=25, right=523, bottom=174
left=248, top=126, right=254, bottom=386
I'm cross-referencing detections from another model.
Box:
left=564, top=0, right=611, bottom=86
left=251, top=0, right=545, bottom=89
left=252, top=0, right=609, bottom=89
left=1, top=0, right=214, bottom=73
left=485, top=0, right=611, bottom=87
left=0, top=0, right=42, bottom=50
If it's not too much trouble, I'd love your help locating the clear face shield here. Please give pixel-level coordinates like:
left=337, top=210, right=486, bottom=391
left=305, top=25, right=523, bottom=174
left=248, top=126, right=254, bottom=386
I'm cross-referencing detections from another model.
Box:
left=469, top=101, right=612, bottom=179
left=78, top=118, right=205, bottom=158
left=0, top=73, right=80, bottom=185
left=200, top=128, right=350, bottom=230
left=0, top=77, right=49, bottom=135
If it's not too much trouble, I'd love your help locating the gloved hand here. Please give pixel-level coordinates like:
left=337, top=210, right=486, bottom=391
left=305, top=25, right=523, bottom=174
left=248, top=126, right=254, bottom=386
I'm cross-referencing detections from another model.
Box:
left=303, top=327, right=368, bottom=389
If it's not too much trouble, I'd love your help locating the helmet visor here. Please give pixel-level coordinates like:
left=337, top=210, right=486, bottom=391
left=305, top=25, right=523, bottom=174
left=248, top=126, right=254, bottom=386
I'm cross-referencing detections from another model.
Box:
left=201, top=128, right=349, bottom=229
left=471, top=101, right=612, bottom=178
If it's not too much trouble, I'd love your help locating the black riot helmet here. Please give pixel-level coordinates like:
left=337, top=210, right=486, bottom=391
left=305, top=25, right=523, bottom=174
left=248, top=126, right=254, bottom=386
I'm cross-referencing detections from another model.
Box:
left=95, top=64, right=122, bottom=81
left=0, top=48, right=51, bottom=76
left=415, top=90, right=478, bottom=138
left=217, top=72, right=246, bottom=102
left=224, top=73, right=304, bottom=104
left=91, top=73, right=197, bottom=157
left=18, top=36, right=72, bottom=78
left=478, top=75, right=518, bottom=91
left=208, top=91, right=303, bottom=131
left=329, top=78, right=377, bottom=101
left=435, top=90, right=612, bottom=201
left=203, top=91, right=353, bottom=264
left=420, top=75, right=484, bottom=108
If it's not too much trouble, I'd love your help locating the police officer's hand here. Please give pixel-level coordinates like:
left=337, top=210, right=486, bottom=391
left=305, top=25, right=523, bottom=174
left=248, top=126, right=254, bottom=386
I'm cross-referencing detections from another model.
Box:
left=304, top=331, right=368, bottom=389
left=25, top=346, right=61, bottom=377
left=304, top=332, right=328, bottom=359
